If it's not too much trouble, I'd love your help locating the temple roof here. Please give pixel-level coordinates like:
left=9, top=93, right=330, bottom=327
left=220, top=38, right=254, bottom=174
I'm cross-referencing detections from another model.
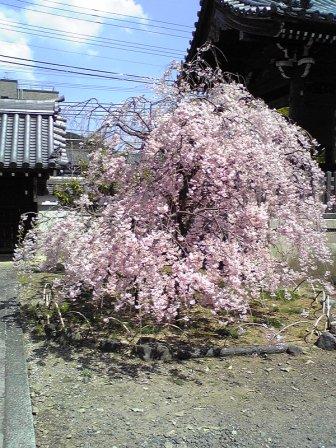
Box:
left=187, top=0, right=336, bottom=62
left=217, top=0, right=336, bottom=22
left=0, top=98, right=67, bottom=169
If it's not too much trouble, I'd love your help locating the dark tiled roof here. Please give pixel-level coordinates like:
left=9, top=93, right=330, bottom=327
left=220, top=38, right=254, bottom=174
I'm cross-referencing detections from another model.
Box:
left=0, top=99, right=67, bottom=169
left=218, top=0, right=336, bottom=23
left=66, top=148, right=89, bottom=166
left=187, top=0, right=336, bottom=61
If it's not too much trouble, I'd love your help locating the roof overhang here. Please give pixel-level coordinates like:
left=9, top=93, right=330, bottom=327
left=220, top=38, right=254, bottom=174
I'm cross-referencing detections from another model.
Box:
left=0, top=98, right=68, bottom=170
left=187, top=0, right=336, bottom=61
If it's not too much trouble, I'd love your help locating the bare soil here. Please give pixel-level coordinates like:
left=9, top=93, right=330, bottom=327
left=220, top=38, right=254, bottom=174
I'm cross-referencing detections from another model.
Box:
left=25, top=337, right=336, bottom=448
left=17, top=269, right=336, bottom=447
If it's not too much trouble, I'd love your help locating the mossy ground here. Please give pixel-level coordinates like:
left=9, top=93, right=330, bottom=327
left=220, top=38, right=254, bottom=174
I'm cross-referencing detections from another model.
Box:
left=18, top=272, right=326, bottom=350
left=14, top=266, right=336, bottom=447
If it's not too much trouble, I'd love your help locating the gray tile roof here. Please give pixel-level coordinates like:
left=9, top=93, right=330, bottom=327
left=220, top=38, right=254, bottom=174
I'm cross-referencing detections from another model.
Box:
left=0, top=98, right=67, bottom=169
left=218, top=0, right=336, bottom=22
left=66, top=148, right=89, bottom=166
left=187, top=0, right=336, bottom=61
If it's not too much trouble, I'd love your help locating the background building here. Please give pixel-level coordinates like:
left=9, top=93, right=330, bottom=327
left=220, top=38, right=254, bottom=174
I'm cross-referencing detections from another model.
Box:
left=187, top=0, right=336, bottom=171
left=0, top=79, right=67, bottom=253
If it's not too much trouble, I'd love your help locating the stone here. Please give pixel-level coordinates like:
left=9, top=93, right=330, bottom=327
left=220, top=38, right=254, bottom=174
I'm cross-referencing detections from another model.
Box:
left=100, top=339, right=123, bottom=353
left=286, top=345, right=303, bottom=356
left=132, top=344, right=152, bottom=361
left=131, top=408, right=144, bottom=413
left=329, top=321, right=336, bottom=335
left=133, top=343, right=172, bottom=362
left=137, top=336, right=160, bottom=344
left=315, top=331, right=336, bottom=351
left=54, top=263, right=65, bottom=273
left=153, top=343, right=173, bottom=362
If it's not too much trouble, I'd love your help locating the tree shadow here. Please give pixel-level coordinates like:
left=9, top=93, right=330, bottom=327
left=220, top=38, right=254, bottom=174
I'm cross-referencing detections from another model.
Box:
left=0, top=296, right=20, bottom=322
left=25, top=332, right=161, bottom=380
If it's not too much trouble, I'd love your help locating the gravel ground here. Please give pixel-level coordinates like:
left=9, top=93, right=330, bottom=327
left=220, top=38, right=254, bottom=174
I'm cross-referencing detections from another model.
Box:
left=25, top=338, right=336, bottom=448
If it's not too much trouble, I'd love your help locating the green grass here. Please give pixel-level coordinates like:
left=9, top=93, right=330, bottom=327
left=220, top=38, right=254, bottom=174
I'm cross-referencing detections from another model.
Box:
left=18, top=270, right=323, bottom=349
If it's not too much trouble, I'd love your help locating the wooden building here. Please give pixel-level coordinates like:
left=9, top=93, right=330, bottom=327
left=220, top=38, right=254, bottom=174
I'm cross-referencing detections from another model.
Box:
left=0, top=82, right=67, bottom=253
left=187, top=0, right=336, bottom=170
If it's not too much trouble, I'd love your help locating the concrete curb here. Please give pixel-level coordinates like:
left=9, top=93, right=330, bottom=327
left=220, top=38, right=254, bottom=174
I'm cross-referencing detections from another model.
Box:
left=0, top=263, right=36, bottom=448
left=0, top=322, right=5, bottom=448
left=4, top=322, right=36, bottom=448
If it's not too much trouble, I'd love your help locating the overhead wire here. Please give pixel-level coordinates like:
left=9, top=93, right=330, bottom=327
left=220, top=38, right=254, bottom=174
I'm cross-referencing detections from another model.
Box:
left=3, top=41, right=164, bottom=67
left=13, top=0, right=193, bottom=29
left=6, top=76, right=151, bottom=92
left=0, top=0, right=189, bottom=38
left=63, top=101, right=123, bottom=106
left=0, top=2, right=186, bottom=110
left=0, top=54, right=156, bottom=81
left=12, top=0, right=192, bottom=32
left=0, top=27, right=179, bottom=60
left=0, top=57, right=157, bottom=84
left=0, top=19, right=183, bottom=57
left=0, top=67, right=155, bottom=89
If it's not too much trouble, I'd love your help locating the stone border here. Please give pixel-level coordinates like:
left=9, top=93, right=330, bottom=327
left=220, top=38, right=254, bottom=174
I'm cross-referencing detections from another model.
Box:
left=0, top=322, right=5, bottom=448
left=0, top=262, right=36, bottom=448
left=132, top=341, right=303, bottom=361
left=97, top=337, right=303, bottom=362
left=4, top=322, right=36, bottom=448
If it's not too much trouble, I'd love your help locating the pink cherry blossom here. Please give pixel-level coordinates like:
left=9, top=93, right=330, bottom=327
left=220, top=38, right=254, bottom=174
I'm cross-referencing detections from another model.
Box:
left=15, top=57, right=332, bottom=323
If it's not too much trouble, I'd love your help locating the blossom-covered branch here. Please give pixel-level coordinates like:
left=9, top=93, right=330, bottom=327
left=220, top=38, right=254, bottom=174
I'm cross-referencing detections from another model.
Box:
left=15, top=51, right=332, bottom=323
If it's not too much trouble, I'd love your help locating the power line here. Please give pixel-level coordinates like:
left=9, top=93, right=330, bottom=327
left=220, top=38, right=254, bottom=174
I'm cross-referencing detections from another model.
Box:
left=0, top=67, right=155, bottom=92
left=12, top=0, right=192, bottom=32
left=0, top=0, right=189, bottom=38
left=0, top=25, right=178, bottom=59
left=7, top=42, right=163, bottom=68
left=16, top=0, right=193, bottom=29
left=0, top=56, right=157, bottom=84
left=1, top=66, right=153, bottom=85
left=0, top=54, right=155, bottom=81
left=0, top=19, right=182, bottom=56
left=7, top=76, right=151, bottom=92
left=63, top=102, right=123, bottom=105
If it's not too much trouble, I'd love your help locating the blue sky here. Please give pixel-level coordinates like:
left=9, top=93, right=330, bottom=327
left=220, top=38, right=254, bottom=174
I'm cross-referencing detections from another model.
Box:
left=0, top=0, right=200, bottom=132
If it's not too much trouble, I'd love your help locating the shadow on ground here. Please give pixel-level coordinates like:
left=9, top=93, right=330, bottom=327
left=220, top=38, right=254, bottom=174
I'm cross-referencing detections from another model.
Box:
left=25, top=336, right=161, bottom=380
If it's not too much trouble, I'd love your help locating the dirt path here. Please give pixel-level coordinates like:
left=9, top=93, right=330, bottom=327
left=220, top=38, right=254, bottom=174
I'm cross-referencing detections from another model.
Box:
left=25, top=337, right=336, bottom=448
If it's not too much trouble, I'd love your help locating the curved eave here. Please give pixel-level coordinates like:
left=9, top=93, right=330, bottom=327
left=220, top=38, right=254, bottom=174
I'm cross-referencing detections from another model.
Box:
left=186, top=0, right=336, bottom=61
left=0, top=107, right=67, bottom=170
left=224, top=2, right=336, bottom=24
left=0, top=162, right=52, bottom=170
left=186, top=0, right=216, bottom=62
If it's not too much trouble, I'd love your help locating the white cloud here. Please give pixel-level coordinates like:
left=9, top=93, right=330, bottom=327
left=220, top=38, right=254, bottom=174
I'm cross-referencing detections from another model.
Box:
left=25, top=0, right=148, bottom=45
left=0, top=10, right=35, bottom=81
left=0, top=0, right=149, bottom=84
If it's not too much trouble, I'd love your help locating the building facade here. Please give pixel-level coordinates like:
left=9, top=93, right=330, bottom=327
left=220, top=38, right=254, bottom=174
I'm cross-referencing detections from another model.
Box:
left=0, top=80, right=67, bottom=253
left=187, top=0, right=336, bottom=170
